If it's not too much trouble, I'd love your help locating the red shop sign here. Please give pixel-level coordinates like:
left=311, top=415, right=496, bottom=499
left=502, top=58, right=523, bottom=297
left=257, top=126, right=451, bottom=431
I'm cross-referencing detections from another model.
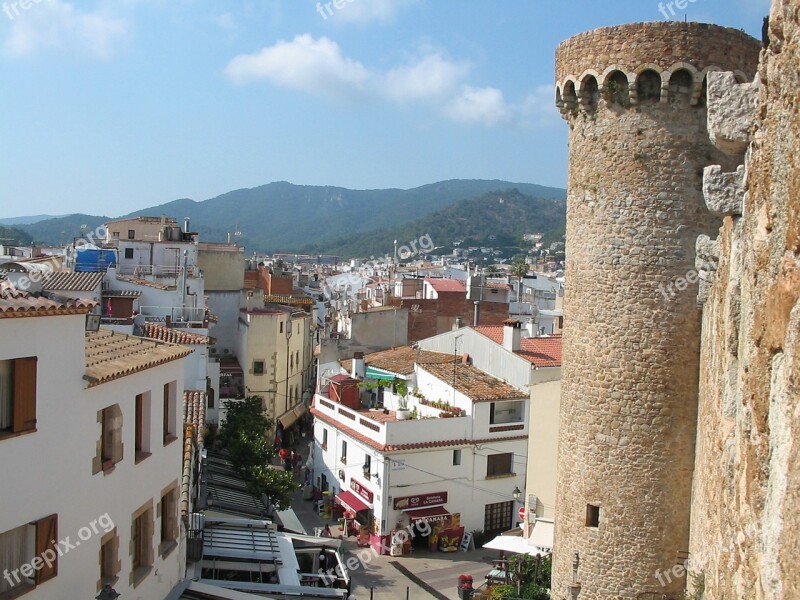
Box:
left=350, top=478, right=374, bottom=504
left=393, top=491, right=448, bottom=511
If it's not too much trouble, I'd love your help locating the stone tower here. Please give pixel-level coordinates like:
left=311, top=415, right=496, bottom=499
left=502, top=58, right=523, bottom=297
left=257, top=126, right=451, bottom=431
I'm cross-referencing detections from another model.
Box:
left=552, top=23, right=760, bottom=600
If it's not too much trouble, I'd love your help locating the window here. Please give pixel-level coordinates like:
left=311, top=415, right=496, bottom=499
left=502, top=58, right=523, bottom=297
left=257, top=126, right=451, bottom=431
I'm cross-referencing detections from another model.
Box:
left=127, top=229, right=135, bottom=239
left=253, top=360, right=265, bottom=375
left=99, top=528, right=119, bottom=588
left=159, top=486, right=178, bottom=557
left=484, top=501, right=513, bottom=537
left=112, top=231, right=119, bottom=238
left=0, top=357, right=37, bottom=439
left=321, top=428, right=327, bottom=450
left=363, top=454, right=371, bottom=476
left=586, top=504, right=600, bottom=528
left=162, top=382, right=177, bottom=445
left=131, top=502, right=153, bottom=586
left=134, top=393, right=151, bottom=463
left=341, top=440, right=347, bottom=464
left=489, top=401, right=524, bottom=425
left=124, top=248, right=134, bottom=259
left=296, top=350, right=300, bottom=368
left=486, top=453, right=513, bottom=478
left=290, top=354, right=294, bottom=370
left=0, top=514, right=58, bottom=595
left=96, top=405, right=123, bottom=473
left=207, top=388, right=215, bottom=409
left=279, top=322, right=283, bottom=334
left=453, top=449, right=461, bottom=466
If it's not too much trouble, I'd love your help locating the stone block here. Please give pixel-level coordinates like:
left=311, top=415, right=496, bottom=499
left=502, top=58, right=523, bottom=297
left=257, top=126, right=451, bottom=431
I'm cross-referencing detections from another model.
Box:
left=707, top=71, right=760, bottom=156
left=704, top=165, right=746, bottom=216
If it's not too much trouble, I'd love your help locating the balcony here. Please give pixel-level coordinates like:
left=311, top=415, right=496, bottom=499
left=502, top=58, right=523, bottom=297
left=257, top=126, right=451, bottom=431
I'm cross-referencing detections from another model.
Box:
left=313, top=392, right=470, bottom=448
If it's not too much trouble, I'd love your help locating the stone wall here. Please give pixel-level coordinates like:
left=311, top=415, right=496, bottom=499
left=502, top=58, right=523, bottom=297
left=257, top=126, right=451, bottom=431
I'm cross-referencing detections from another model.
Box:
left=688, top=3, right=800, bottom=599
left=552, top=22, right=760, bottom=600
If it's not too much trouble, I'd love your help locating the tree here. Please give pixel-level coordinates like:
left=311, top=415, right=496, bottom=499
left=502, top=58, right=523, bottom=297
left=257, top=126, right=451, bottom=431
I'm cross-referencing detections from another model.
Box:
left=216, top=397, right=299, bottom=510
left=511, top=256, right=528, bottom=303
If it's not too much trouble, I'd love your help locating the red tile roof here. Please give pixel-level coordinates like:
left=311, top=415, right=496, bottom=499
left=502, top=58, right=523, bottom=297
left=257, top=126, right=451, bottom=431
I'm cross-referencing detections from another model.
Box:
left=473, top=326, right=563, bottom=368
left=311, top=403, right=526, bottom=453
left=341, top=346, right=455, bottom=376
left=419, top=363, right=527, bottom=402
left=144, top=323, right=210, bottom=345
left=84, top=329, right=192, bottom=387
left=0, top=284, right=95, bottom=318
left=424, top=278, right=466, bottom=293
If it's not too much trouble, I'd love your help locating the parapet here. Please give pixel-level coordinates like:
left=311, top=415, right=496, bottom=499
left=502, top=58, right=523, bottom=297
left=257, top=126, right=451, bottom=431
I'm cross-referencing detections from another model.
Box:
left=555, top=22, right=760, bottom=118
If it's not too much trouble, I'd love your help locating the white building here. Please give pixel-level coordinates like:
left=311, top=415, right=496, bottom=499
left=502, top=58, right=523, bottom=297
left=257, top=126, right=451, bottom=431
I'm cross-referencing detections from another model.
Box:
left=311, top=346, right=528, bottom=555
left=0, top=286, right=192, bottom=600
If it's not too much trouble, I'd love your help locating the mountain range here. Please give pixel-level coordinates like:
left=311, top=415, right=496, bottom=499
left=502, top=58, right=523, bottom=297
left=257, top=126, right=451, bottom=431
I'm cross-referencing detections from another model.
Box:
left=4, top=180, right=566, bottom=257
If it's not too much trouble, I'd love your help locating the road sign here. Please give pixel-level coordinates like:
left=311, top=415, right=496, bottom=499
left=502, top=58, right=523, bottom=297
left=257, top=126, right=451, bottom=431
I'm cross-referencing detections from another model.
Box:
left=518, top=507, right=526, bottom=522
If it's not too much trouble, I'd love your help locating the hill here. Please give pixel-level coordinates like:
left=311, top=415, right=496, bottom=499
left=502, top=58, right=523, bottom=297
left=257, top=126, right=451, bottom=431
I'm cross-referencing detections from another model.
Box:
left=305, top=189, right=565, bottom=258
left=0, top=225, right=33, bottom=246
left=15, top=180, right=565, bottom=252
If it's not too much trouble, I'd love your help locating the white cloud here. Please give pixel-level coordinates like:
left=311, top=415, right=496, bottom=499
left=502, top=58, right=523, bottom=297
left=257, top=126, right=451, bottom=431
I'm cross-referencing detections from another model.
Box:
left=225, top=34, right=550, bottom=128
left=516, top=84, right=561, bottom=128
left=446, top=86, right=512, bottom=126
left=324, top=0, right=418, bottom=24
left=2, top=0, right=128, bottom=59
left=224, top=34, right=370, bottom=99
left=381, top=52, right=469, bottom=102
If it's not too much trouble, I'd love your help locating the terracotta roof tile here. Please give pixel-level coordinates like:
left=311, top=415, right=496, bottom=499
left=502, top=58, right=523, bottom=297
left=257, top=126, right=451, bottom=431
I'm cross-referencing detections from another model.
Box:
left=419, top=362, right=528, bottom=402
left=473, top=326, right=563, bottom=368
left=84, top=329, right=192, bottom=387
left=341, top=346, right=455, bottom=376
left=424, top=278, right=466, bottom=293
left=144, top=323, right=210, bottom=345
left=311, top=403, right=526, bottom=453
left=42, top=271, right=104, bottom=292
left=115, top=275, right=172, bottom=290
left=0, top=284, right=95, bottom=318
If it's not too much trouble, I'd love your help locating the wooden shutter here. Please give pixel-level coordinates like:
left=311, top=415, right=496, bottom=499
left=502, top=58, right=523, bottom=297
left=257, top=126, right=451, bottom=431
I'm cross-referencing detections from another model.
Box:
left=135, top=394, right=143, bottom=452
left=13, top=357, right=37, bottom=433
left=34, top=514, right=58, bottom=584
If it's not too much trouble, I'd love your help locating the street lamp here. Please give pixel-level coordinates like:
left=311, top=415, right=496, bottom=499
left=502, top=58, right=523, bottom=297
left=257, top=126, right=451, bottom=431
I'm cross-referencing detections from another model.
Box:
left=96, top=584, right=120, bottom=600
left=512, top=486, right=521, bottom=502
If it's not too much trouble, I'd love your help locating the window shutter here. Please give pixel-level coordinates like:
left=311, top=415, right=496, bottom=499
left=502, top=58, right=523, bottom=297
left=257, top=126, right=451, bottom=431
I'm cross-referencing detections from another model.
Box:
left=34, top=514, right=58, bottom=584
left=13, top=357, right=37, bottom=433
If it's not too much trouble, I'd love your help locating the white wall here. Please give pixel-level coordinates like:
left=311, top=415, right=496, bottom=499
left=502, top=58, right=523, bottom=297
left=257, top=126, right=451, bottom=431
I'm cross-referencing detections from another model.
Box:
left=0, top=317, right=187, bottom=600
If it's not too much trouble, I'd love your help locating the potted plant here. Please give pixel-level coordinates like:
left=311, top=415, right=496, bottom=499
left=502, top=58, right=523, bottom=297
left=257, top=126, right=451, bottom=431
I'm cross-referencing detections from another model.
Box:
left=395, top=379, right=412, bottom=420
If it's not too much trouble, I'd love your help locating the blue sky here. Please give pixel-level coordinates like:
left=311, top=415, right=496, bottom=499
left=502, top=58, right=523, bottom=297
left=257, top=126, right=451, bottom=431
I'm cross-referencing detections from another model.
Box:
left=0, top=0, right=768, bottom=218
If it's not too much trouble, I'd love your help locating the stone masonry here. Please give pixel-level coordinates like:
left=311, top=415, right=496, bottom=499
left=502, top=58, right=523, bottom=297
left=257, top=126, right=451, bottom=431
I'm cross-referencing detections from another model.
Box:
left=552, top=22, right=760, bottom=600
left=688, top=2, right=800, bottom=598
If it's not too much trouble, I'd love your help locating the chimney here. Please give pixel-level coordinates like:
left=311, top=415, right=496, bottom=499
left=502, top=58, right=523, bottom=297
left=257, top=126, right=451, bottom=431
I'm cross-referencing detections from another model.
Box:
left=453, top=316, right=464, bottom=330
left=352, top=352, right=365, bottom=379
left=503, top=319, right=522, bottom=352
left=525, top=318, right=536, bottom=338
left=473, top=301, right=481, bottom=327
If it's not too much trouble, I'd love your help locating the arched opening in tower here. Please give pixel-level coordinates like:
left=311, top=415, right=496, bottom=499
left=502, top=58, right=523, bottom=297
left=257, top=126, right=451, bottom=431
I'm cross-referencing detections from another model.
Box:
left=605, top=70, right=630, bottom=106
left=636, top=69, right=662, bottom=103
left=668, top=69, right=694, bottom=104
left=580, top=75, right=599, bottom=113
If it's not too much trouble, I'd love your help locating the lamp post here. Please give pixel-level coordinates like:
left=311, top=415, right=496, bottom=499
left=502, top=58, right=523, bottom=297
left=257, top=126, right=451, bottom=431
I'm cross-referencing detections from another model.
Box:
left=285, top=317, right=293, bottom=414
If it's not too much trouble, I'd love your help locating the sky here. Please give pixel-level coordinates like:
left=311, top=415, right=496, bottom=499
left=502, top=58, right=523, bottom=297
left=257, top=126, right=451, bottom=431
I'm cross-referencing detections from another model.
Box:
left=0, top=0, right=769, bottom=218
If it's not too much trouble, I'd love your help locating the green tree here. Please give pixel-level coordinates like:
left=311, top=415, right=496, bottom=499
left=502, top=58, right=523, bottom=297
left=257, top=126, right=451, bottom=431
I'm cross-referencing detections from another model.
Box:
left=511, top=256, right=528, bottom=302
left=216, top=397, right=298, bottom=510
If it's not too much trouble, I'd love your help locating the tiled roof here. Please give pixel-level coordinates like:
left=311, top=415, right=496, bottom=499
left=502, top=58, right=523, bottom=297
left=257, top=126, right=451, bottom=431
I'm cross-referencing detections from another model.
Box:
left=0, top=284, right=94, bottom=319
left=473, top=326, right=563, bottom=368
left=341, top=346, right=456, bottom=376
left=311, top=403, right=526, bottom=453
left=424, top=278, right=466, bottom=293
left=115, top=275, right=172, bottom=290
left=84, top=329, right=192, bottom=387
left=102, top=289, right=141, bottom=298
left=42, top=271, right=104, bottom=292
left=419, top=362, right=528, bottom=402
left=144, top=323, right=210, bottom=345
left=183, top=390, right=206, bottom=445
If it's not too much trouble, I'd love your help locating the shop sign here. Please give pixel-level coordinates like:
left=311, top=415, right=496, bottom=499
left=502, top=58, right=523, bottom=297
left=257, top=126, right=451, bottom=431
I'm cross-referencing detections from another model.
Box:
left=393, top=491, right=448, bottom=510
left=350, top=478, right=374, bottom=504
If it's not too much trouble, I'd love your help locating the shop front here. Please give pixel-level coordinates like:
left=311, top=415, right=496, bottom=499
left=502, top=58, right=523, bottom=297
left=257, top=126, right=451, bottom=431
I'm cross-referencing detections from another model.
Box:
left=391, top=492, right=466, bottom=554
left=335, top=478, right=374, bottom=548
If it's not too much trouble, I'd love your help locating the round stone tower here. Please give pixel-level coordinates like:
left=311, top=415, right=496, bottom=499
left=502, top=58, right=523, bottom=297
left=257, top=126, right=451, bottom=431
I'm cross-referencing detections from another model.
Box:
left=552, top=22, right=760, bottom=600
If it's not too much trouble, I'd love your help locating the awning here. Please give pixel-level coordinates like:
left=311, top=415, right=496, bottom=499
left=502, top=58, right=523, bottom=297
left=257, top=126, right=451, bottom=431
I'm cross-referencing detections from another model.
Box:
left=335, top=491, right=370, bottom=513
left=483, top=533, right=537, bottom=555
left=278, top=403, right=307, bottom=429
left=403, top=506, right=451, bottom=523
left=365, top=366, right=396, bottom=381
left=528, top=518, right=554, bottom=552
left=275, top=507, right=306, bottom=535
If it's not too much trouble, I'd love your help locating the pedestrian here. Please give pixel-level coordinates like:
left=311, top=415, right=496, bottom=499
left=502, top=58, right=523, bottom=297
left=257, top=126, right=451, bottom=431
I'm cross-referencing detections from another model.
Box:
left=292, top=450, right=301, bottom=474
left=322, top=524, right=332, bottom=537
left=278, top=446, right=291, bottom=471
